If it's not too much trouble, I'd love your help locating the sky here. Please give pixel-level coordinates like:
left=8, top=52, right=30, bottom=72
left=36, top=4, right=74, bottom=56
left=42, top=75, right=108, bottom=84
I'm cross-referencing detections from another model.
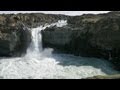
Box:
left=0, top=11, right=110, bottom=16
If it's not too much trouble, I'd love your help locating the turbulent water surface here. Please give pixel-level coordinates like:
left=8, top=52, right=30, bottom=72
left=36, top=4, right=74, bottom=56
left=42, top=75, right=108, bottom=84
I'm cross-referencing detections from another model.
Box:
left=0, top=20, right=119, bottom=79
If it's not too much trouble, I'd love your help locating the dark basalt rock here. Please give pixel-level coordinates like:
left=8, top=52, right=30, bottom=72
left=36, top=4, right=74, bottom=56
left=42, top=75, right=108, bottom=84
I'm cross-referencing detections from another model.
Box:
left=0, top=13, right=69, bottom=28
left=42, top=12, right=120, bottom=71
left=0, top=13, right=68, bottom=57
left=1, top=11, right=120, bottom=71
left=0, top=22, right=31, bottom=57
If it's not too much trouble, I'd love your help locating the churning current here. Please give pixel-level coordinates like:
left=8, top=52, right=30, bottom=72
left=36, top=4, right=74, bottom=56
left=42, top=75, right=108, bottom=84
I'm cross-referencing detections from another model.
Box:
left=0, top=20, right=118, bottom=79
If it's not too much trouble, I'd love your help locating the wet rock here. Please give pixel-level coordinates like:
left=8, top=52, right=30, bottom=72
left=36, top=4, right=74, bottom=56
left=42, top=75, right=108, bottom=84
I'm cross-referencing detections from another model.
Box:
left=1, top=11, right=120, bottom=71
left=42, top=12, right=120, bottom=70
left=0, top=23, right=31, bottom=57
left=0, top=13, right=68, bottom=57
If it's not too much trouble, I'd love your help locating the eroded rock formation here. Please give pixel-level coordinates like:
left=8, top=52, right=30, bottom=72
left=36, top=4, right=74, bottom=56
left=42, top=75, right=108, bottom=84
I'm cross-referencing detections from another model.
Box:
left=42, top=12, right=120, bottom=70
left=0, top=13, right=68, bottom=57
left=0, top=12, right=120, bottom=71
left=0, top=23, right=31, bottom=57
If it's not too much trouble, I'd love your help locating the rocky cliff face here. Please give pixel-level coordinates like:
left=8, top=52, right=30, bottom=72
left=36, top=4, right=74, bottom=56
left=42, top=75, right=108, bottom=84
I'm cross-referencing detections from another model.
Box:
left=0, top=13, right=68, bottom=57
left=42, top=12, right=120, bottom=70
left=1, top=12, right=120, bottom=71
left=0, top=13, right=68, bottom=28
left=0, top=23, right=31, bottom=57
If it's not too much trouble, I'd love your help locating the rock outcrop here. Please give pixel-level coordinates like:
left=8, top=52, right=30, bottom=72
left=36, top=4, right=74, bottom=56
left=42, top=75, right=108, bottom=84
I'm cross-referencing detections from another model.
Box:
left=0, top=13, right=68, bottom=57
left=42, top=12, right=120, bottom=70
left=0, top=13, right=68, bottom=28
left=1, top=11, right=120, bottom=71
left=0, top=23, right=31, bottom=57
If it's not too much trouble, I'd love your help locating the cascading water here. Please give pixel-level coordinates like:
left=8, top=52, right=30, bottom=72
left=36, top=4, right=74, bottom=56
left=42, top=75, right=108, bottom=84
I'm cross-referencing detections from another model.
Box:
left=0, top=20, right=119, bottom=79
left=26, top=20, right=68, bottom=58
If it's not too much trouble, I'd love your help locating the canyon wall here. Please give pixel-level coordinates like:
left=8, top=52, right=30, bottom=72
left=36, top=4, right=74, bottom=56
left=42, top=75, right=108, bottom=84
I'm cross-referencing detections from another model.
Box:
left=0, top=13, right=68, bottom=57
left=0, top=12, right=120, bottom=70
left=0, top=23, right=31, bottom=57
left=42, top=12, right=120, bottom=70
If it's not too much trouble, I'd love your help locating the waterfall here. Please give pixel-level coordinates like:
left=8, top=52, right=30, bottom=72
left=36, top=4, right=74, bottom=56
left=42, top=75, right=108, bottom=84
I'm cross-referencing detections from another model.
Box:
left=0, top=20, right=118, bottom=79
left=26, top=20, right=67, bottom=57
left=29, top=26, right=43, bottom=53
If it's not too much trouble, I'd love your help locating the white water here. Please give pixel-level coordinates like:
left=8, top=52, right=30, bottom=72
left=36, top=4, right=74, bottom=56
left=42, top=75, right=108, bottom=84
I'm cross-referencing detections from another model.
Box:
left=0, top=20, right=119, bottom=79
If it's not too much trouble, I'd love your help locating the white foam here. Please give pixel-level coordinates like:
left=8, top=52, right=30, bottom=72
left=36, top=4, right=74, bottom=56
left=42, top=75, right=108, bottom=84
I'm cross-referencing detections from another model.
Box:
left=0, top=20, right=118, bottom=79
left=0, top=54, right=118, bottom=79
